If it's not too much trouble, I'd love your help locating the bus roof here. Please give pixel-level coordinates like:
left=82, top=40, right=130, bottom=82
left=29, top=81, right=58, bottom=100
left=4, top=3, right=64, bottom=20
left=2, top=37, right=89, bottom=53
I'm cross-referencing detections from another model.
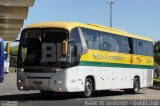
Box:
left=24, top=22, right=153, bottom=42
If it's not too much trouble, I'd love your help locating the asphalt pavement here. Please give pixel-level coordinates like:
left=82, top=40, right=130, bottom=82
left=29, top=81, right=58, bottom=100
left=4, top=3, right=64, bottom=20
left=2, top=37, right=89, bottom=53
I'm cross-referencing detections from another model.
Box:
left=0, top=73, right=160, bottom=106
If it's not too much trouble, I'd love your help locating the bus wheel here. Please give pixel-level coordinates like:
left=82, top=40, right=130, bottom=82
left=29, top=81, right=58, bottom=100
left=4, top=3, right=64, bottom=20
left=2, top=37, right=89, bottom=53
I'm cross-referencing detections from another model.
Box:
left=40, top=90, right=53, bottom=97
left=133, top=77, right=140, bottom=93
left=125, top=77, right=140, bottom=94
left=84, top=78, right=93, bottom=98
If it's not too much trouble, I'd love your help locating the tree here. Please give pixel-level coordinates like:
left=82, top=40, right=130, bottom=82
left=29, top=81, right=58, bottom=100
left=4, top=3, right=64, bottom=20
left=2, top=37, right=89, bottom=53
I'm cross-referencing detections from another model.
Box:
left=154, top=41, right=160, bottom=64
left=9, top=46, right=27, bottom=68
left=10, top=46, right=18, bottom=67
left=154, top=41, right=160, bottom=78
left=154, top=40, right=160, bottom=53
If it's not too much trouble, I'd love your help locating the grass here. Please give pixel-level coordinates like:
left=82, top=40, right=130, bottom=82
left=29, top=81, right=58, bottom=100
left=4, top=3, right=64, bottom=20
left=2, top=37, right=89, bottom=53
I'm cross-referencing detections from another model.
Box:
left=9, top=67, right=16, bottom=73
left=153, top=78, right=160, bottom=86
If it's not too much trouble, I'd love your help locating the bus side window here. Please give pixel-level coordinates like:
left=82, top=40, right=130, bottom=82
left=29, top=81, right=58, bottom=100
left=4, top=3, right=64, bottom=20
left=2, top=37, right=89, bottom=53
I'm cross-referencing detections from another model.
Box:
left=113, top=35, right=130, bottom=53
left=70, top=28, right=82, bottom=54
left=124, top=38, right=131, bottom=54
left=133, top=39, right=137, bottom=54
left=133, top=39, right=146, bottom=55
left=146, top=42, right=153, bottom=56
left=136, top=40, right=146, bottom=55
left=99, top=33, right=112, bottom=51
left=70, top=28, right=81, bottom=43
left=111, top=35, right=119, bottom=52
left=128, top=38, right=133, bottom=54
left=81, top=28, right=99, bottom=50
left=82, top=29, right=92, bottom=48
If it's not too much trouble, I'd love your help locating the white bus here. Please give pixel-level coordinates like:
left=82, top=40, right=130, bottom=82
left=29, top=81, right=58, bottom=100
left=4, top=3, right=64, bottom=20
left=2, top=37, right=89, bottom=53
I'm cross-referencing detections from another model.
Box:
left=17, top=22, right=154, bottom=97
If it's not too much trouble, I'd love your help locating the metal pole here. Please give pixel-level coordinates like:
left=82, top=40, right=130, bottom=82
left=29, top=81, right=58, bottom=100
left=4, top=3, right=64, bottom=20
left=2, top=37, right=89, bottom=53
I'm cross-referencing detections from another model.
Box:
left=107, top=1, right=114, bottom=27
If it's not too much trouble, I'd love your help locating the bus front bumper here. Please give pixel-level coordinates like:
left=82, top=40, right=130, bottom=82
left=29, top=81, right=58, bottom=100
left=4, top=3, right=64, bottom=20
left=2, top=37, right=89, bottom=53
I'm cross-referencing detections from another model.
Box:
left=17, top=71, right=84, bottom=92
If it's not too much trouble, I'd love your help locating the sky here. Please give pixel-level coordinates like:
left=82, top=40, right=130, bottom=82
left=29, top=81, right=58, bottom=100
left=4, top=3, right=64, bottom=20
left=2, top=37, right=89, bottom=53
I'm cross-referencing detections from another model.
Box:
left=22, top=0, right=160, bottom=42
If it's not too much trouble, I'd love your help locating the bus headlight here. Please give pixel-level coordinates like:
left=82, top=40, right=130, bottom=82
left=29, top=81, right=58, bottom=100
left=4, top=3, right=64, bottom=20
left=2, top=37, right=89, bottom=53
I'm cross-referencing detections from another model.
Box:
left=21, top=68, right=24, bottom=72
left=18, top=80, right=21, bottom=83
left=54, top=80, right=62, bottom=84
left=58, top=80, right=62, bottom=84
left=18, top=80, right=23, bottom=86
left=55, top=68, right=64, bottom=72
left=18, top=79, right=24, bottom=90
left=20, top=86, right=24, bottom=90
left=58, top=87, right=62, bottom=91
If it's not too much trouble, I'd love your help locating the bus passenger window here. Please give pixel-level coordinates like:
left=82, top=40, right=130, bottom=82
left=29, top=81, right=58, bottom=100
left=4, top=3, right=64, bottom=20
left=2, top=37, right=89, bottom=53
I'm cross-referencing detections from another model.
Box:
left=70, top=28, right=81, bottom=43
left=128, top=38, right=133, bottom=54
left=111, top=36, right=119, bottom=52
left=70, top=28, right=82, bottom=54
left=100, top=33, right=112, bottom=51
left=124, top=38, right=130, bottom=53
left=112, top=35, right=131, bottom=54
left=136, top=40, right=145, bottom=55
left=146, top=42, right=153, bottom=56
left=81, top=28, right=99, bottom=50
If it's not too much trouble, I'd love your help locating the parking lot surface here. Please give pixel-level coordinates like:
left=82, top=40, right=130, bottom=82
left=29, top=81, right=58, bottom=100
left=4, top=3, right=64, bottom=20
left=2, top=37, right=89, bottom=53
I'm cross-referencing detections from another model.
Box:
left=0, top=73, right=160, bottom=106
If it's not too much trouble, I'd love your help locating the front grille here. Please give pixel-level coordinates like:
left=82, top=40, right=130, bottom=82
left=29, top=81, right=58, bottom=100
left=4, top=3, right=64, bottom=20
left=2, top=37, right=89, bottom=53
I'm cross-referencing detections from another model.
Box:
left=23, top=66, right=53, bottom=73
left=27, top=77, right=50, bottom=79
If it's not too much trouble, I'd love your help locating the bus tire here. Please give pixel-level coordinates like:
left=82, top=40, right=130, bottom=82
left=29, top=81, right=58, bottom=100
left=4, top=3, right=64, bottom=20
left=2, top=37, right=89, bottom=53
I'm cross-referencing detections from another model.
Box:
left=40, top=90, right=52, bottom=97
left=125, top=77, right=140, bottom=94
left=84, top=78, right=93, bottom=98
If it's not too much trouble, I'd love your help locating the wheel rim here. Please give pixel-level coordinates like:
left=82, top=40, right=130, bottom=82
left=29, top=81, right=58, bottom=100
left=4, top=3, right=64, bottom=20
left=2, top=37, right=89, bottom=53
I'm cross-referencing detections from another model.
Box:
left=85, top=81, right=92, bottom=95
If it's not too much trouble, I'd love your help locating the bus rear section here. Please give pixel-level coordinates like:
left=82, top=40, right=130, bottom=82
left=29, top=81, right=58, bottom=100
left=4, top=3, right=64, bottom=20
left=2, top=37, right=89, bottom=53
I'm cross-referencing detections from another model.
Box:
left=0, top=38, right=4, bottom=83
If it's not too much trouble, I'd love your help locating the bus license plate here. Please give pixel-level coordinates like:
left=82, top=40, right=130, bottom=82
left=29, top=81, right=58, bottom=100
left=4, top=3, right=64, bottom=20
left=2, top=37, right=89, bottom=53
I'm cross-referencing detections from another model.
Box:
left=33, top=81, right=42, bottom=86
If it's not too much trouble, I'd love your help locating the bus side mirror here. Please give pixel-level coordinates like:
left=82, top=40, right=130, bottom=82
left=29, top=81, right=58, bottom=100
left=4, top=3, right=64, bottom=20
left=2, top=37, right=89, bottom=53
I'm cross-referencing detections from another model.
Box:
left=62, top=40, right=68, bottom=56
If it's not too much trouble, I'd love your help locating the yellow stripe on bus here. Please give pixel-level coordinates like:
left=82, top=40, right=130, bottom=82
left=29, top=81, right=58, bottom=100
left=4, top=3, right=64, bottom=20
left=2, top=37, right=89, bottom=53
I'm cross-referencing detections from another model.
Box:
left=80, top=49, right=154, bottom=67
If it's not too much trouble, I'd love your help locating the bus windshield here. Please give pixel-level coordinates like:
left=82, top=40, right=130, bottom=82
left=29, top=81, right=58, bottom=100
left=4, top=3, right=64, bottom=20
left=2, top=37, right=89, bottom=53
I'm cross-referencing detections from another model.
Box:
left=18, top=28, right=69, bottom=67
